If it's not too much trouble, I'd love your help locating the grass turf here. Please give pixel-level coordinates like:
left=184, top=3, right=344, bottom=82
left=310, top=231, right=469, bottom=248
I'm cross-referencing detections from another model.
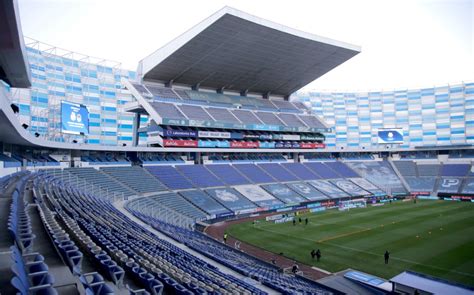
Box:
left=227, top=200, right=474, bottom=286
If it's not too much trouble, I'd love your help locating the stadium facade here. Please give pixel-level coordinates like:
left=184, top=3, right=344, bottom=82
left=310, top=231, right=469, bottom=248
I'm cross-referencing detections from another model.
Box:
left=9, top=39, right=145, bottom=146
left=2, top=2, right=474, bottom=294
left=296, top=83, right=474, bottom=150
left=7, top=42, right=473, bottom=151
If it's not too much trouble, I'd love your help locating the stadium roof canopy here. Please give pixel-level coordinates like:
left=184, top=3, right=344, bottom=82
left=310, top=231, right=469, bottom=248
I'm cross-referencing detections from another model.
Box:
left=138, top=6, right=360, bottom=97
left=0, top=0, right=31, bottom=87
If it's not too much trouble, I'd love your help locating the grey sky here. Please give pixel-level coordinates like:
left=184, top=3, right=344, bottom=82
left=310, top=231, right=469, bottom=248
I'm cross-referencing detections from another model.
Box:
left=18, top=0, right=473, bottom=91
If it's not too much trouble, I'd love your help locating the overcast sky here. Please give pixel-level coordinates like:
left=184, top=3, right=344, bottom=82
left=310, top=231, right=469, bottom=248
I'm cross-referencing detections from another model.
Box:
left=18, top=0, right=473, bottom=92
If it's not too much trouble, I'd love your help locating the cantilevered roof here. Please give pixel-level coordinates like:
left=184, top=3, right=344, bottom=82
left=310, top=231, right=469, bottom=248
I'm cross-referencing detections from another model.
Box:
left=138, top=6, right=360, bottom=97
left=0, top=0, right=31, bottom=87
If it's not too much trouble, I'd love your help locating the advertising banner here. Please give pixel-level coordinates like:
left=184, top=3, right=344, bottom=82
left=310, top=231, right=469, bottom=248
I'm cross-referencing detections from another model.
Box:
left=163, top=139, right=198, bottom=147
left=281, top=134, right=300, bottom=141
left=300, top=143, right=326, bottom=149
left=61, top=101, right=89, bottom=135
left=163, top=129, right=197, bottom=138
left=198, top=131, right=231, bottom=139
left=230, top=141, right=259, bottom=148
left=292, top=142, right=300, bottom=148
left=161, top=117, right=328, bottom=133
left=230, top=132, right=244, bottom=139
left=301, top=134, right=324, bottom=141
left=259, top=142, right=276, bottom=149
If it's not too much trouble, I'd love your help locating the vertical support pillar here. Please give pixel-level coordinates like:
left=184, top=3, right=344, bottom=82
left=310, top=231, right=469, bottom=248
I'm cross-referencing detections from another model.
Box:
left=132, top=113, right=141, bottom=147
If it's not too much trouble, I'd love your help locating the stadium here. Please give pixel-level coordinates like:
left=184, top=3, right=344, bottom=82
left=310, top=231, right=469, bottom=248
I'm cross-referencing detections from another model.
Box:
left=0, top=1, right=473, bottom=294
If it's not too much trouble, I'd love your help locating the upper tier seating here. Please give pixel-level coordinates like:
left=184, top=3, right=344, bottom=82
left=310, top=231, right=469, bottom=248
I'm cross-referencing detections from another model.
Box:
left=150, top=102, right=186, bottom=119
left=233, top=164, right=276, bottom=183
left=176, top=165, right=224, bottom=188
left=145, top=166, right=194, bottom=190
left=440, top=164, right=471, bottom=177
left=324, top=161, right=359, bottom=178
left=101, top=166, right=167, bottom=194
left=298, top=115, right=326, bottom=128
left=417, top=164, right=441, bottom=176
left=139, top=153, right=184, bottom=164
left=270, top=99, right=299, bottom=112
left=277, top=113, right=306, bottom=127
left=393, top=161, right=417, bottom=177
left=147, top=85, right=181, bottom=100
left=205, top=107, right=241, bottom=124
left=230, top=109, right=264, bottom=124
left=65, top=168, right=136, bottom=197
left=404, top=177, right=437, bottom=192
left=81, top=153, right=130, bottom=165
left=178, top=104, right=214, bottom=121
left=258, top=163, right=299, bottom=182
left=131, top=82, right=152, bottom=97
left=205, top=165, right=251, bottom=185
left=185, top=91, right=235, bottom=106
left=304, top=162, right=339, bottom=179
left=281, top=163, right=319, bottom=180
left=291, top=101, right=309, bottom=111
left=256, top=112, right=285, bottom=126
left=173, top=89, right=191, bottom=99
left=179, top=190, right=231, bottom=216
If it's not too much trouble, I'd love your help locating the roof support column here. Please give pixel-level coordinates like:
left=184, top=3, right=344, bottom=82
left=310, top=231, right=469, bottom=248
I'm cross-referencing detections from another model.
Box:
left=132, top=113, right=141, bottom=147
left=192, top=83, right=200, bottom=91
left=165, top=80, right=174, bottom=88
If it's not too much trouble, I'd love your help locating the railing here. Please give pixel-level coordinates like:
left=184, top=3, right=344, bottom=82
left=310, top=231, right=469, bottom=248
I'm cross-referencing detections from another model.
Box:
left=49, top=169, right=125, bottom=203
left=127, top=197, right=195, bottom=230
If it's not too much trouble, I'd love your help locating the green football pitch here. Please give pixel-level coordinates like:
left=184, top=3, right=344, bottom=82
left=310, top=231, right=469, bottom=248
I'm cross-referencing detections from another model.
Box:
left=227, top=200, right=474, bottom=286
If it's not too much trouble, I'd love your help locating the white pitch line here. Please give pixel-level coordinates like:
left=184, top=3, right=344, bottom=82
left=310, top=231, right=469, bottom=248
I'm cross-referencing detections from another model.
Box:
left=254, top=226, right=474, bottom=278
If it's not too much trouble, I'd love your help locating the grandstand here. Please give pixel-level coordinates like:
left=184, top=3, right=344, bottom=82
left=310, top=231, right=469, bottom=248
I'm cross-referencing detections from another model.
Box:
left=1, top=1, right=474, bottom=294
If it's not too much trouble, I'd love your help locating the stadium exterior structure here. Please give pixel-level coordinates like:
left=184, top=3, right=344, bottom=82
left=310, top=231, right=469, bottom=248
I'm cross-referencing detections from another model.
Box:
left=2, top=3, right=474, bottom=294
left=296, top=82, right=474, bottom=150
left=2, top=6, right=473, bottom=153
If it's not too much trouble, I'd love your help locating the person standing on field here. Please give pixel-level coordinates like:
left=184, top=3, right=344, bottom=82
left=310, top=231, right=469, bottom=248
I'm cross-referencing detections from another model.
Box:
left=384, top=250, right=390, bottom=264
